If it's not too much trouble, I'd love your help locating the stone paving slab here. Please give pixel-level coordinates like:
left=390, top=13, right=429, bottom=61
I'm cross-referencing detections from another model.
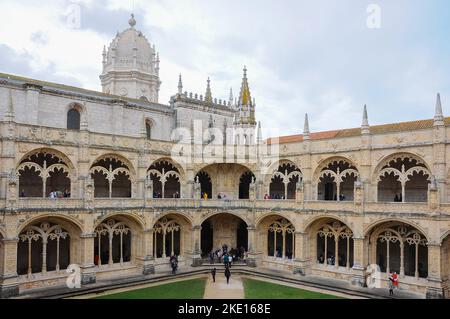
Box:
left=203, top=274, right=244, bottom=299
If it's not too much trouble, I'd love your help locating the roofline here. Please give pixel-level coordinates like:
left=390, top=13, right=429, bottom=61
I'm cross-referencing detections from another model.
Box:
left=0, top=71, right=173, bottom=115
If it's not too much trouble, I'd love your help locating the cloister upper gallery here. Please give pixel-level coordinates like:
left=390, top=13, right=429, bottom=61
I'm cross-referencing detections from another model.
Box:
left=0, top=14, right=450, bottom=299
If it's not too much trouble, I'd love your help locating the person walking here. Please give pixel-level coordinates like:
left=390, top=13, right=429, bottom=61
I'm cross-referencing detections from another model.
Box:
left=224, top=267, right=231, bottom=284
left=211, top=268, right=216, bottom=283
left=388, top=273, right=395, bottom=296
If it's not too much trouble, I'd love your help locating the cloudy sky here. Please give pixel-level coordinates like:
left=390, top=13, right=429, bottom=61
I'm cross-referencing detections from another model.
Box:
left=1, top=0, right=449, bottom=137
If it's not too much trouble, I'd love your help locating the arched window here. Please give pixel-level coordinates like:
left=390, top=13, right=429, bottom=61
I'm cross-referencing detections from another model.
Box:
left=146, top=122, right=152, bottom=140
left=67, top=108, right=81, bottom=130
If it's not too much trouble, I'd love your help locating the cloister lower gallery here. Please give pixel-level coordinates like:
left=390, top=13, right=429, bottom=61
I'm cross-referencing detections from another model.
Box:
left=3, top=147, right=450, bottom=298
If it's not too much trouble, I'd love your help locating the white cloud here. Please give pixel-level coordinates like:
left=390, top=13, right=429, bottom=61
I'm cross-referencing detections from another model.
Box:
left=0, top=0, right=448, bottom=136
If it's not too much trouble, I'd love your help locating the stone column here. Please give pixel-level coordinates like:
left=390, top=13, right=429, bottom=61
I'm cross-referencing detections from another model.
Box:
left=191, top=225, right=202, bottom=266
left=295, top=181, right=304, bottom=203
left=293, top=231, right=311, bottom=276
left=0, top=238, right=19, bottom=298
left=426, top=243, right=444, bottom=299
left=79, top=233, right=96, bottom=285
left=350, top=237, right=366, bottom=287
left=138, top=229, right=155, bottom=275
left=246, top=226, right=258, bottom=267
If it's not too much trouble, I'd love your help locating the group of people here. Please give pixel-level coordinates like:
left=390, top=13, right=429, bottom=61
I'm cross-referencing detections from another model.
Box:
left=264, top=194, right=285, bottom=200
left=388, top=272, right=399, bottom=296
left=208, top=245, right=246, bottom=265
left=153, top=192, right=181, bottom=199
left=19, top=189, right=71, bottom=198
left=210, top=266, right=232, bottom=284
left=318, top=254, right=345, bottom=266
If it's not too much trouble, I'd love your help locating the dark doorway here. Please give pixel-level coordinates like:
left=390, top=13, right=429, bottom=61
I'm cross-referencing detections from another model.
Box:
left=239, top=171, right=255, bottom=199
left=201, top=220, right=213, bottom=257
left=237, top=221, right=248, bottom=251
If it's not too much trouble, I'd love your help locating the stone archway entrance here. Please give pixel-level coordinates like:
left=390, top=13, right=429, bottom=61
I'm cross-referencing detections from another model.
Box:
left=201, top=214, right=248, bottom=257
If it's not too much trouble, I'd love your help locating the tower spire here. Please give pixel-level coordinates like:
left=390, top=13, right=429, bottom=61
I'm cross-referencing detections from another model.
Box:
left=434, top=93, right=444, bottom=126
left=257, top=121, right=263, bottom=144
left=178, top=74, right=183, bottom=95
left=236, top=66, right=256, bottom=125
left=229, top=87, right=234, bottom=107
left=205, top=77, right=213, bottom=103
left=303, top=114, right=310, bottom=139
left=362, top=104, right=370, bottom=134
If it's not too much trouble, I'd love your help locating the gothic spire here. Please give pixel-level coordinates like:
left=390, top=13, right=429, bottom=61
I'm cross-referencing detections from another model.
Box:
left=229, top=87, right=234, bottom=107
left=257, top=121, right=263, bottom=144
left=205, top=77, right=213, bottom=103
left=362, top=104, right=370, bottom=134
left=303, top=113, right=310, bottom=139
left=238, top=66, right=252, bottom=107
left=434, top=93, right=444, bottom=126
left=178, top=74, right=183, bottom=95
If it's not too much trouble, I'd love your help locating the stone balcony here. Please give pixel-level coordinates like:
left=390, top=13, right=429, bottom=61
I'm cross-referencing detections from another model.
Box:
left=4, top=198, right=449, bottom=216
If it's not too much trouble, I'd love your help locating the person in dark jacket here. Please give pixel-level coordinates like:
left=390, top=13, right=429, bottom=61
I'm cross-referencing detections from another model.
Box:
left=224, top=267, right=231, bottom=284
left=211, top=268, right=216, bottom=283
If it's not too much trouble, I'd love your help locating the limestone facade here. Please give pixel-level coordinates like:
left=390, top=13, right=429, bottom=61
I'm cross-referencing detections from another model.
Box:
left=0, top=15, right=449, bottom=299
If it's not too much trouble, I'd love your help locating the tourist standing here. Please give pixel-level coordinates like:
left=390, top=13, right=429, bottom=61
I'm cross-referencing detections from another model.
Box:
left=388, top=273, right=394, bottom=296
left=211, top=268, right=216, bottom=283
left=225, top=267, right=231, bottom=284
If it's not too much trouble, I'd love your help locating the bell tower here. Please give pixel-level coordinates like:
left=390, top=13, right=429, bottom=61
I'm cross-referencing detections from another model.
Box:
left=100, top=14, right=161, bottom=102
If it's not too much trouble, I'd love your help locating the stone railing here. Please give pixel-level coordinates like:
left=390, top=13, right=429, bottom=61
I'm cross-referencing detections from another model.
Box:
left=5, top=198, right=446, bottom=216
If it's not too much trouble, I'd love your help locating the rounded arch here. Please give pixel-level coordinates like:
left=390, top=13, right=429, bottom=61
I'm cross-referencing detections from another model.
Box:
left=374, top=152, right=432, bottom=203
left=440, top=229, right=450, bottom=244
left=363, top=218, right=429, bottom=242
left=239, top=170, right=256, bottom=199
left=303, top=215, right=354, bottom=234
left=151, top=212, right=193, bottom=229
left=199, top=211, right=251, bottom=227
left=195, top=170, right=212, bottom=199
left=18, top=214, right=83, bottom=235
left=18, top=148, right=76, bottom=172
left=255, top=213, right=296, bottom=229
left=144, top=117, right=155, bottom=140
left=200, top=212, right=249, bottom=259
left=372, top=152, right=432, bottom=182
left=313, top=156, right=359, bottom=181
left=365, top=219, right=429, bottom=278
left=93, top=214, right=142, bottom=267
left=67, top=102, right=87, bottom=130
left=304, top=216, right=355, bottom=269
left=93, top=212, right=145, bottom=231
left=153, top=213, right=193, bottom=259
left=256, top=214, right=296, bottom=261
left=149, top=157, right=185, bottom=177
left=313, top=156, right=359, bottom=201
left=91, top=153, right=136, bottom=176
left=266, top=160, right=302, bottom=200
left=16, top=148, right=76, bottom=198
left=148, top=159, right=184, bottom=199
left=16, top=216, right=83, bottom=276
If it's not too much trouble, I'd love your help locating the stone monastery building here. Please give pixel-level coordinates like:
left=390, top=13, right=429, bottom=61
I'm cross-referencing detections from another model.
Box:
left=0, top=14, right=450, bottom=298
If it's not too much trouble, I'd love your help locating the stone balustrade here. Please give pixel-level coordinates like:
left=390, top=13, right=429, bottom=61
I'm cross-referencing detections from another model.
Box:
left=3, top=198, right=444, bottom=216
